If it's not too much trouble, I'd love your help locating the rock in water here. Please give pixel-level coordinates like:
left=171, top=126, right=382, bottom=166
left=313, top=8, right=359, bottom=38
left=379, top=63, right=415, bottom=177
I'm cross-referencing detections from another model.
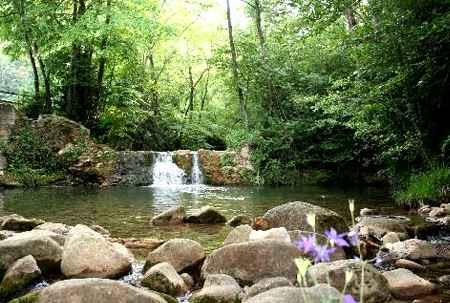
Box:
left=61, top=224, right=132, bottom=278
left=0, top=214, right=45, bottom=231
left=0, top=230, right=64, bottom=274
left=185, top=206, right=227, bottom=224
left=0, top=255, right=41, bottom=300
left=34, top=222, right=72, bottom=235
left=383, top=269, right=436, bottom=300
left=243, top=285, right=341, bottom=303
left=142, top=262, right=187, bottom=297
left=151, top=206, right=186, bottom=226
left=191, top=274, right=242, bottom=303
left=262, top=201, right=347, bottom=233
left=227, top=215, right=252, bottom=227
left=223, top=225, right=253, bottom=245
left=144, top=239, right=205, bottom=273
left=201, top=239, right=302, bottom=285
left=35, top=278, right=168, bottom=303
left=306, top=260, right=391, bottom=303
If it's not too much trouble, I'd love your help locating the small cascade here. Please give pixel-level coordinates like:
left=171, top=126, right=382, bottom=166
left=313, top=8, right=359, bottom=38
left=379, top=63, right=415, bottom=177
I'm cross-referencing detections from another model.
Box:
left=191, top=151, right=204, bottom=185
left=152, top=152, right=186, bottom=186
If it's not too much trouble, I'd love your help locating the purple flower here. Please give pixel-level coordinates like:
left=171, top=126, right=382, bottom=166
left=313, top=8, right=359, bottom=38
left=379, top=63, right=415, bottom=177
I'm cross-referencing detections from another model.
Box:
left=347, top=230, right=359, bottom=246
left=374, top=256, right=384, bottom=267
left=313, top=244, right=336, bottom=263
left=296, top=235, right=317, bottom=255
left=325, top=228, right=349, bottom=247
left=343, top=294, right=358, bottom=303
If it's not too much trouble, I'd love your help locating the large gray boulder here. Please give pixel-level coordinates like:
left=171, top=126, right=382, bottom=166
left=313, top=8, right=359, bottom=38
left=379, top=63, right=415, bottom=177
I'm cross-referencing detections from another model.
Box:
left=185, top=206, right=227, bottom=224
left=261, top=202, right=347, bottom=233
left=35, top=278, right=169, bottom=303
left=241, top=277, right=292, bottom=300
left=151, top=207, right=186, bottom=226
left=191, top=274, right=242, bottom=303
left=243, top=285, right=341, bottom=303
left=144, top=239, right=205, bottom=273
left=142, top=262, right=187, bottom=297
left=0, top=230, right=64, bottom=275
left=306, top=260, right=390, bottom=303
left=61, top=224, right=133, bottom=278
left=34, top=222, right=72, bottom=235
left=201, top=239, right=302, bottom=285
left=0, top=214, right=45, bottom=231
left=223, top=225, right=253, bottom=245
left=383, top=269, right=436, bottom=300
left=384, top=239, right=449, bottom=260
left=355, top=216, right=409, bottom=239
left=0, top=255, right=41, bottom=300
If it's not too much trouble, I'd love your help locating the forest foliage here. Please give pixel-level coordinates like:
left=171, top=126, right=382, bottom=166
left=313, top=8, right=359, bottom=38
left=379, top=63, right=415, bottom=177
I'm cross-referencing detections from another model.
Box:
left=0, top=0, right=449, bottom=192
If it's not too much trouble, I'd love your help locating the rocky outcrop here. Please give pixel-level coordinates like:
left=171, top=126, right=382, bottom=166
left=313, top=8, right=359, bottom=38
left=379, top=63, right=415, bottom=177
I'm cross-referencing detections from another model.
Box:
left=0, top=255, right=41, bottom=300
left=0, top=230, right=64, bottom=275
left=0, top=102, right=16, bottom=172
left=35, top=278, right=168, bottom=303
left=61, top=225, right=132, bottom=278
left=191, top=274, right=242, bottom=303
left=144, top=239, right=205, bottom=273
left=142, top=262, right=187, bottom=296
left=201, top=239, right=302, bottom=285
left=173, top=150, right=193, bottom=177
left=242, top=285, right=341, bottom=303
left=115, top=151, right=154, bottom=186
left=185, top=206, right=227, bottom=224
left=383, top=269, right=436, bottom=300
left=0, top=214, right=45, bottom=231
left=306, top=260, right=391, bottom=303
left=261, top=201, right=347, bottom=233
left=151, top=207, right=186, bottom=226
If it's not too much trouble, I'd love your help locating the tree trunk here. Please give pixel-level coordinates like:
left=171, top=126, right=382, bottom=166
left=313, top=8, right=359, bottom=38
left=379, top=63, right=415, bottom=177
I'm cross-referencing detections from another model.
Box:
left=34, top=43, right=52, bottom=113
left=96, top=0, right=111, bottom=104
left=27, top=46, right=40, bottom=99
left=344, top=7, right=357, bottom=31
left=226, top=0, right=249, bottom=127
left=148, top=53, right=160, bottom=115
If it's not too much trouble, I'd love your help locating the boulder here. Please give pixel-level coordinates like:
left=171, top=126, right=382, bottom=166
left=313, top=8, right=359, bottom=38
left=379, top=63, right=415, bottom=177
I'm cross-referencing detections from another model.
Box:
left=0, top=255, right=41, bottom=299
left=249, top=227, right=291, bottom=243
left=241, top=277, right=292, bottom=300
left=201, top=239, right=302, bottom=285
left=394, top=259, right=425, bottom=272
left=144, top=239, right=205, bottom=273
left=142, top=262, right=187, bottom=297
left=360, top=208, right=381, bottom=216
left=185, top=206, right=227, bottom=224
left=383, top=269, right=436, bottom=300
left=0, top=230, right=16, bottom=240
left=227, top=215, right=252, bottom=227
left=261, top=201, right=347, bottom=233
left=151, top=207, right=186, bottom=226
left=34, top=222, right=71, bottom=235
left=438, top=275, right=450, bottom=287
left=382, top=232, right=402, bottom=245
left=306, top=260, right=391, bottom=303
left=61, top=224, right=132, bottom=278
left=243, top=285, right=341, bottom=303
left=429, top=207, right=448, bottom=218
left=191, top=274, right=242, bottom=303
left=90, top=225, right=111, bottom=237
left=384, top=239, right=446, bottom=260
left=35, top=278, right=168, bottom=303
left=355, top=216, right=409, bottom=239
left=0, top=214, right=45, bottom=231
left=223, top=225, right=253, bottom=245
left=180, top=273, right=194, bottom=289
left=0, top=230, right=64, bottom=274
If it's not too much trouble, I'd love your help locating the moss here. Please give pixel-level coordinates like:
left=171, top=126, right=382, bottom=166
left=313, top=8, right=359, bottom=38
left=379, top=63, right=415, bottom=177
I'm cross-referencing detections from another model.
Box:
left=219, top=153, right=234, bottom=168
left=7, top=292, right=39, bottom=303
left=143, top=153, right=154, bottom=166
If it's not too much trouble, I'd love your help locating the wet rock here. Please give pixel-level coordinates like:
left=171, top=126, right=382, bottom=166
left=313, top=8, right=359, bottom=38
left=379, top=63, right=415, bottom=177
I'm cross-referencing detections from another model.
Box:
left=90, top=225, right=111, bottom=237
left=151, top=207, right=186, bottom=226
left=0, top=230, right=16, bottom=240
left=142, top=262, right=187, bottom=297
left=180, top=273, right=194, bottom=289
left=249, top=227, right=291, bottom=243
left=201, top=239, right=302, bottom=285
left=355, top=216, right=409, bottom=239
left=429, top=207, right=448, bottom=218
left=382, top=232, right=402, bottom=245
left=35, top=278, right=168, bottom=303
left=61, top=224, right=133, bottom=278
left=116, top=151, right=154, bottom=186
left=34, top=222, right=72, bottom=235
left=243, top=285, right=341, bottom=303
left=241, top=277, right=292, bottom=300
left=191, top=274, right=242, bottom=303
left=306, top=260, right=391, bottom=303
left=185, top=206, right=227, bottom=224
left=0, top=255, right=41, bottom=299
left=223, top=225, right=253, bottom=245
left=144, top=239, right=205, bottom=273
left=412, top=295, right=443, bottom=303
left=227, top=215, right=252, bottom=227
left=261, top=201, right=347, bottom=233
left=113, top=238, right=164, bottom=253
left=418, top=205, right=432, bottom=216
left=0, top=230, right=64, bottom=274
left=0, top=214, right=45, bottom=231
left=360, top=208, right=381, bottom=216
left=383, top=269, right=436, bottom=300
left=394, top=259, right=425, bottom=272
left=384, top=239, right=446, bottom=260
left=438, top=275, right=450, bottom=286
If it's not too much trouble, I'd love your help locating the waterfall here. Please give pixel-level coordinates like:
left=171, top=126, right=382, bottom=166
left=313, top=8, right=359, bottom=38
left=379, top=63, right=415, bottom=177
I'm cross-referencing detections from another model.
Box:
left=152, top=152, right=186, bottom=186
left=191, top=151, right=204, bottom=185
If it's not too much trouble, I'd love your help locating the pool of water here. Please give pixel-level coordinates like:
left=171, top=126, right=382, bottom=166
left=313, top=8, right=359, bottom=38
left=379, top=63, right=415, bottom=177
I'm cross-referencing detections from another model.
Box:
left=0, top=185, right=396, bottom=251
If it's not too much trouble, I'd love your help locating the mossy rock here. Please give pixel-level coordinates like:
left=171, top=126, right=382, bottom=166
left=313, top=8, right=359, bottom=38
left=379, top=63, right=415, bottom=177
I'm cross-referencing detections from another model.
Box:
left=7, top=292, right=39, bottom=303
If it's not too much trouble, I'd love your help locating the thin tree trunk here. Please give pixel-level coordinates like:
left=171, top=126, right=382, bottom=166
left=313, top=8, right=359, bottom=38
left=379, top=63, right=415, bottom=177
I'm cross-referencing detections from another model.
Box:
left=226, top=0, right=249, bottom=127
left=97, top=0, right=111, bottom=103
left=34, top=43, right=51, bottom=113
left=200, top=68, right=210, bottom=112
left=344, top=7, right=357, bottom=31
left=148, top=53, right=160, bottom=115
left=28, top=47, right=40, bottom=99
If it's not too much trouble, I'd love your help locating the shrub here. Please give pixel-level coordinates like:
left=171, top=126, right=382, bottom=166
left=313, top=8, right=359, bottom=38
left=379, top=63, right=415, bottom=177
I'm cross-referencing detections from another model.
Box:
left=394, top=166, right=450, bottom=207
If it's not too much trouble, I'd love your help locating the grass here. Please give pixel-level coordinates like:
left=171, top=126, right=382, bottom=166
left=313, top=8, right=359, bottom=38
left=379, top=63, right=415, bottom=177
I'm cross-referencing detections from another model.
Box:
left=395, top=166, right=450, bottom=207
